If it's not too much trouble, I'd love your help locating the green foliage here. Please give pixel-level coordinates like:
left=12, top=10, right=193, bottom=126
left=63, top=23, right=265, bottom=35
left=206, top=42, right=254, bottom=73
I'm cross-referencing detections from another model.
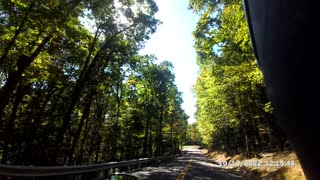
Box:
left=185, top=123, right=202, bottom=145
left=0, top=0, right=187, bottom=165
left=191, top=0, right=287, bottom=154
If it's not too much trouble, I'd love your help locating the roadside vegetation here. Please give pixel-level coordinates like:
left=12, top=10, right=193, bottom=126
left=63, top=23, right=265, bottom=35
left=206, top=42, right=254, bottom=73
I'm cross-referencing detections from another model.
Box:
left=189, top=0, right=288, bottom=157
left=0, top=2, right=308, bottom=180
left=207, top=150, right=306, bottom=180
left=188, top=0, right=306, bottom=178
left=0, top=0, right=188, bottom=165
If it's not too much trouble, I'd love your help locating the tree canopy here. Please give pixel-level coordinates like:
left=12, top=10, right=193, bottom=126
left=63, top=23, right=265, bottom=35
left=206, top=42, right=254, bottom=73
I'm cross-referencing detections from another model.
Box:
left=0, top=0, right=292, bottom=167
left=190, top=0, right=288, bottom=156
left=0, top=0, right=188, bottom=165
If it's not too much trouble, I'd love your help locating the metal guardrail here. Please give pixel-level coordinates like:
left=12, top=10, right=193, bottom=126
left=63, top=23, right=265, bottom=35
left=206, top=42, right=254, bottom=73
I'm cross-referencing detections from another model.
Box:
left=0, top=154, right=179, bottom=177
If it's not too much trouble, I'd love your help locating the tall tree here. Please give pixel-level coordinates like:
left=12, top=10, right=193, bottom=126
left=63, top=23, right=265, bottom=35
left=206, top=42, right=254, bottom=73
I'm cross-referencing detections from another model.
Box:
left=190, top=0, right=287, bottom=155
left=0, top=0, right=189, bottom=166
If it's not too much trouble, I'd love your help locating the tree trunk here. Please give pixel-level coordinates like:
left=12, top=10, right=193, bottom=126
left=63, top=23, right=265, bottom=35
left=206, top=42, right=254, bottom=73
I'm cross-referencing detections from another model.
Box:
left=95, top=135, right=102, bottom=164
left=22, top=86, right=55, bottom=165
left=76, top=113, right=91, bottom=165
left=0, top=35, right=51, bottom=120
left=143, top=106, right=150, bottom=157
left=68, top=92, right=94, bottom=165
left=242, top=126, right=250, bottom=157
left=52, top=26, right=101, bottom=161
left=53, top=46, right=101, bottom=162
left=149, top=129, right=153, bottom=157
left=170, top=118, right=173, bottom=153
left=1, top=84, right=28, bottom=163
left=157, top=106, right=164, bottom=156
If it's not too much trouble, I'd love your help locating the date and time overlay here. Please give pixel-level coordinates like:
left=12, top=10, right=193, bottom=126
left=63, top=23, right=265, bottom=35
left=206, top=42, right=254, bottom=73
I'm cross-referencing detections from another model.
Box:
left=218, top=160, right=295, bottom=168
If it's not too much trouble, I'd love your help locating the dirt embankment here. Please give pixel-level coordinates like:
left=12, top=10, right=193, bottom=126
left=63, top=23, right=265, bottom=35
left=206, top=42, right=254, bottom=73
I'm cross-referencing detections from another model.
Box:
left=207, top=150, right=306, bottom=180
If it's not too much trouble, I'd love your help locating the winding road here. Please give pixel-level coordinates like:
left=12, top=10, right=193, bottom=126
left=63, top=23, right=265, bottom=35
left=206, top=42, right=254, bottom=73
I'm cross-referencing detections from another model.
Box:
left=132, top=146, right=243, bottom=180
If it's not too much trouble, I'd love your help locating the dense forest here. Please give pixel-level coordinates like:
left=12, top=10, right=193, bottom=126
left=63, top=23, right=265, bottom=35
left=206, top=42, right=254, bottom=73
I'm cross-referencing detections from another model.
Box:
left=0, top=0, right=188, bottom=166
left=0, top=0, right=295, bottom=168
left=189, top=0, right=289, bottom=156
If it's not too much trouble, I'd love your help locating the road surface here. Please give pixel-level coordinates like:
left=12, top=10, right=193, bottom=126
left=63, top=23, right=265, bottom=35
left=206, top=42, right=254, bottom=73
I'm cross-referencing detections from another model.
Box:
left=132, top=146, right=243, bottom=180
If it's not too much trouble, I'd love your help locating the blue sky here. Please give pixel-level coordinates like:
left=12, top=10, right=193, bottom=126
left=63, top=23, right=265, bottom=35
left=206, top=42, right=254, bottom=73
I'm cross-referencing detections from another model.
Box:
left=139, top=0, right=199, bottom=124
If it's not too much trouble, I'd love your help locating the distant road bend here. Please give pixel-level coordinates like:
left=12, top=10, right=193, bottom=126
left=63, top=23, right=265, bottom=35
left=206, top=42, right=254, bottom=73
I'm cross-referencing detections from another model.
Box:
left=132, top=146, right=243, bottom=180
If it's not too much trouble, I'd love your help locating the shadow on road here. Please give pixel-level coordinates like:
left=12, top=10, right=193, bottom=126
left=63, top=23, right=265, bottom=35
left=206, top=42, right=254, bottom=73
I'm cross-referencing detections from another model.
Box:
left=133, top=146, right=243, bottom=180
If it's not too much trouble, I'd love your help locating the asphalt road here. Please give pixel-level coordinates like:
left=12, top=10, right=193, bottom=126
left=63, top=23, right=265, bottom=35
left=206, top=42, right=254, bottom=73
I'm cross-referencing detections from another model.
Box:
left=132, top=146, right=243, bottom=180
